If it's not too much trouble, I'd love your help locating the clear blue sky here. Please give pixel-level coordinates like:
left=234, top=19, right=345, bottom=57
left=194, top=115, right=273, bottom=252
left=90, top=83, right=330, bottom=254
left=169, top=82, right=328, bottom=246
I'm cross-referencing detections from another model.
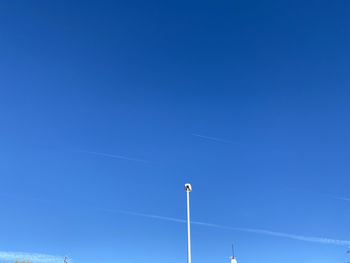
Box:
left=1, top=1, right=350, bottom=263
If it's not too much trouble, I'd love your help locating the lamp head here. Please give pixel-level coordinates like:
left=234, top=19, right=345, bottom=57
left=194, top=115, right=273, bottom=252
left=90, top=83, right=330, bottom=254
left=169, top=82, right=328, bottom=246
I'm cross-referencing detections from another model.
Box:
left=184, top=184, right=192, bottom=192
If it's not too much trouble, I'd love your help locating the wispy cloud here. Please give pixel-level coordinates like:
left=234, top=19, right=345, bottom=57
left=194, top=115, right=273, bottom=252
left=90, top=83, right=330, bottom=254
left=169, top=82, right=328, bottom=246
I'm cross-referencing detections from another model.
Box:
left=109, top=209, right=350, bottom=246
left=192, top=133, right=236, bottom=144
left=81, top=151, right=149, bottom=163
left=0, top=252, right=62, bottom=263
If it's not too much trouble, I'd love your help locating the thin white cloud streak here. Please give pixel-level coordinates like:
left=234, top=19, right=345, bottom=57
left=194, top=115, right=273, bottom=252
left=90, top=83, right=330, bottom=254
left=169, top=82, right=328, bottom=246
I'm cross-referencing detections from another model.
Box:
left=100, top=208, right=187, bottom=224
left=0, top=252, right=62, bottom=263
left=192, top=134, right=237, bottom=144
left=191, top=221, right=350, bottom=246
left=82, top=151, right=149, bottom=163
left=110, top=209, right=350, bottom=246
left=334, top=196, right=350, bottom=202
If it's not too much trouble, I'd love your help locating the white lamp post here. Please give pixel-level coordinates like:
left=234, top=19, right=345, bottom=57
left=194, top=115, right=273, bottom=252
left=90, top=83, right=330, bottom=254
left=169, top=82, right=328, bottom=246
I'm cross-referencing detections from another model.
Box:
left=184, top=183, right=192, bottom=263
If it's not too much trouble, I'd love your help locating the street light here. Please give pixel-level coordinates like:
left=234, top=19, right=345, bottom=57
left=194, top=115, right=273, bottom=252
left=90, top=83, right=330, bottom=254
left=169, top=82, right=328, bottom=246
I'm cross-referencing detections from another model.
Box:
left=184, top=183, right=192, bottom=263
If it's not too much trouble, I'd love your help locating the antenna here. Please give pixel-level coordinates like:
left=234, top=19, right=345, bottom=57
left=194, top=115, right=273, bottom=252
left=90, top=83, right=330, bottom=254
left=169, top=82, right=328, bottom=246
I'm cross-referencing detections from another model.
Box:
left=229, top=245, right=237, bottom=263
left=64, top=255, right=71, bottom=263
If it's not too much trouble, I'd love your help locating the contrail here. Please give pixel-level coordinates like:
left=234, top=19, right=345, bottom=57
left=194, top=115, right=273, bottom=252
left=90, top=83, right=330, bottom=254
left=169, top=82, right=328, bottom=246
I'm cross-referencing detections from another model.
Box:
left=81, top=151, right=149, bottom=163
left=192, top=133, right=237, bottom=144
left=0, top=252, right=63, bottom=263
left=109, top=209, right=350, bottom=246
left=334, top=196, right=350, bottom=202
left=99, top=208, right=187, bottom=224
left=191, top=221, right=350, bottom=246
left=4, top=193, right=348, bottom=247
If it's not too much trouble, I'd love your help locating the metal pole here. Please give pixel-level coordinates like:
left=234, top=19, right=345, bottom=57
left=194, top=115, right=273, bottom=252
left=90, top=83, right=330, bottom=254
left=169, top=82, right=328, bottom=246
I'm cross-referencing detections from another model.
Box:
left=185, top=184, right=192, bottom=263
left=187, top=191, right=191, bottom=263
